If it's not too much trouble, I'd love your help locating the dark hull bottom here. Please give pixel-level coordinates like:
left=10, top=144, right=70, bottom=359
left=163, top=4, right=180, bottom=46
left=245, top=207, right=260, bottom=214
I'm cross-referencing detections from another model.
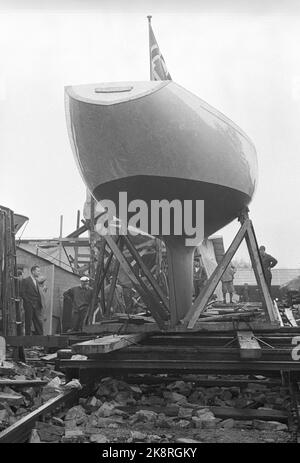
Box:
left=93, top=176, right=251, bottom=326
left=93, top=175, right=250, bottom=238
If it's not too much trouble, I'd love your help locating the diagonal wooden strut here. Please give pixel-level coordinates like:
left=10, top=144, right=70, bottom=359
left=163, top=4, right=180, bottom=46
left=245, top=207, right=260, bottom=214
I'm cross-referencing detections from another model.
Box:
left=104, top=234, right=168, bottom=330
left=183, top=216, right=282, bottom=329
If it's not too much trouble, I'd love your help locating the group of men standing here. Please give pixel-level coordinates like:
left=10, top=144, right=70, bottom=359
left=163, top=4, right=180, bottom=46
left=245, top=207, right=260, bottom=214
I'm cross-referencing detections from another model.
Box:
left=19, top=243, right=279, bottom=334
left=19, top=267, right=93, bottom=335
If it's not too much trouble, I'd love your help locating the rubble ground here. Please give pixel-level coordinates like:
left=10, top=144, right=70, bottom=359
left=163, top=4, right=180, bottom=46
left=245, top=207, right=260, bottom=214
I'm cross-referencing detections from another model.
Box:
left=0, top=353, right=296, bottom=443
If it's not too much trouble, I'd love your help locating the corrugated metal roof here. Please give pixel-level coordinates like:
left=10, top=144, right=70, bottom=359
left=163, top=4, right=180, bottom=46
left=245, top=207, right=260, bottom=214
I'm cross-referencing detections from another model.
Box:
left=234, top=268, right=300, bottom=286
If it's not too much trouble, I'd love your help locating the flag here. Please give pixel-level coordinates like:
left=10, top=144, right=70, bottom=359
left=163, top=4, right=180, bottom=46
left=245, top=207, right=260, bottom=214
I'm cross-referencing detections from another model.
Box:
left=148, top=19, right=172, bottom=81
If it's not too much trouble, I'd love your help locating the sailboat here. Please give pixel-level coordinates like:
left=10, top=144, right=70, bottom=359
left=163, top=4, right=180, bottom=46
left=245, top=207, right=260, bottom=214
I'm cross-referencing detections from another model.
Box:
left=65, top=18, right=258, bottom=326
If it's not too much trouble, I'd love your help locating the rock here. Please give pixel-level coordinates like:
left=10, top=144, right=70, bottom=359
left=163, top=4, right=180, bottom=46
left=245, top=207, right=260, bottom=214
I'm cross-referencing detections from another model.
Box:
left=64, top=429, right=84, bottom=438
left=156, top=414, right=173, bottom=429
left=178, top=407, right=193, bottom=419
left=135, top=409, right=158, bottom=422
left=177, top=419, right=191, bottom=429
left=0, top=409, right=9, bottom=422
left=29, top=429, right=41, bottom=443
left=131, top=431, right=147, bottom=441
left=192, top=416, right=204, bottom=428
left=129, top=385, right=142, bottom=396
left=61, top=428, right=86, bottom=443
left=167, top=381, right=193, bottom=396
left=115, top=391, right=133, bottom=405
left=164, top=404, right=180, bottom=416
left=219, top=418, right=235, bottom=429
left=253, top=420, right=288, bottom=431
left=96, top=402, right=116, bottom=417
left=142, top=395, right=164, bottom=406
left=51, top=417, right=65, bottom=427
left=90, top=433, right=108, bottom=443
left=147, top=434, right=161, bottom=442
left=45, top=377, right=62, bottom=389
left=164, top=392, right=187, bottom=403
left=265, top=438, right=276, bottom=443
left=97, top=417, right=125, bottom=427
left=64, top=379, right=82, bottom=390
left=85, top=396, right=102, bottom=412
left=22, top=387, right=36, bottom=401
left=234, top=420, right=253, bottom=429
left=194, top=408, right=211, bottom=417
left=36, top=422, right=64, bottom=442
left=176, top=438, right=202, bottom=443
left=65, top=405, right=87, bottom=425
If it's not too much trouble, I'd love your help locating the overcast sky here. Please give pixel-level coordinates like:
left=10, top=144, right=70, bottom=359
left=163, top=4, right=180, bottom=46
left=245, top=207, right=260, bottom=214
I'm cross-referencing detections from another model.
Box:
left=1, top=0, right=300, bottom=267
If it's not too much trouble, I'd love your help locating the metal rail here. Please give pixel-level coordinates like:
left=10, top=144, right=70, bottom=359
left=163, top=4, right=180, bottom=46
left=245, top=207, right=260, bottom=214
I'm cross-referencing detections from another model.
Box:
left=0, top=389, right=79, bottom=443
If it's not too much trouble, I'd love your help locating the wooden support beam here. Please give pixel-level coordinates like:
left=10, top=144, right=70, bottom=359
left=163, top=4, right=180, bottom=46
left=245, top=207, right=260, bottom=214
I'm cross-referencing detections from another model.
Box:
left=245, top=222, right=279, bottom=325
left=183, top=219, right=249, bottom=328
left=123, top=234, right=169, bottom=312
left=72, top=333, right=146, bottom=355
left=237, top=330, right=262, bottom=359
left=284, top=308, right=298, bottom=327
left=5, top=335, right=69, bottom=348
left=105, top=238, right=123, bottom=317
left=183, top=216, right=281, bottom=330
left=104, top=235, right=168, bottom=329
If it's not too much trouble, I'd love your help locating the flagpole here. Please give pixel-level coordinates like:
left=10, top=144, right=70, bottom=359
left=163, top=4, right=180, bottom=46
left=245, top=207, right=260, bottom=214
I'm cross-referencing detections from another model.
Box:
left=147, top=15, right=153, bottom=80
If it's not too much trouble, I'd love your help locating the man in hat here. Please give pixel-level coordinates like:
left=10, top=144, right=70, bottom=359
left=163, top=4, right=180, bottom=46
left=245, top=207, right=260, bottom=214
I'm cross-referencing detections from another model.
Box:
left=63, top=276, right=93, bottom=332
left=221, top=263, right=236, bottom=304
left=259, top=246, right=278, bottom=293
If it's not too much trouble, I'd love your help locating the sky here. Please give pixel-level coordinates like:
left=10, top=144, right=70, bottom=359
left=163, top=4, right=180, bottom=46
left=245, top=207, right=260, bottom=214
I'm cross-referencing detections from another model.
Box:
left=1, top=0, right=300, bottom=267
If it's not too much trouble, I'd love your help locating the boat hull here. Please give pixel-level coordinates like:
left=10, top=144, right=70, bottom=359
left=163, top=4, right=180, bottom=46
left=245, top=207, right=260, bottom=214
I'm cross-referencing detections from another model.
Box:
left=65, top=80, right=258, bottom=326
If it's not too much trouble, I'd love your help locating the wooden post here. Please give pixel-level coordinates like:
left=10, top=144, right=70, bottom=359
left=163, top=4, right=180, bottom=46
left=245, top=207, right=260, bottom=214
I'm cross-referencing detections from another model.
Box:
left=105, top=237, right=124, bottom=317
left=123, top=234, right=169, bottom=312
left=89, top=196, right=96, bottom=280
left=73, top=210, right=80, bottom=271
left=183, top=219, right=249, bottom=328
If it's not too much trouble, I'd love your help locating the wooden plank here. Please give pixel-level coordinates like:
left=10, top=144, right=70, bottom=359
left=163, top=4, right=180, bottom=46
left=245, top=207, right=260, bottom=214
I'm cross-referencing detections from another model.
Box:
left=184, top=219, right=249, bottom=329
left=72, top=333, right=145, bottom=355
left=210, top=406, right=288, bottom=422
left=5, top=335, right=69, bottom=348
left=0, top=379, right=47, bottom=387
left=83, top=322, right=159, bottom=335
left=284, top=308, right=298, bottom=327
left=41, top=353, right=58, bottom=361
left=237, top=330, right=262, bottom=359
left=0, top=393, right=23, bottom=404
left=198, top=312, right=260, bottom=323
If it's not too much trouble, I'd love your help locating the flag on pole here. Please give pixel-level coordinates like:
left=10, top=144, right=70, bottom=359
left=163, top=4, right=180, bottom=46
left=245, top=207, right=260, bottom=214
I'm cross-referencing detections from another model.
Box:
left=148, top=16, right=172, bottom=81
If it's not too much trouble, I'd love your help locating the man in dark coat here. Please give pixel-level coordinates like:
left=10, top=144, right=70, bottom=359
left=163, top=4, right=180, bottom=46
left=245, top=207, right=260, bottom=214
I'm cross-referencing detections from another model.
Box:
left=63, top=276, right=93, bottom=332
left=20, top=265, right=44, bottom=335
left=259, top=246, right=278, bottom=292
